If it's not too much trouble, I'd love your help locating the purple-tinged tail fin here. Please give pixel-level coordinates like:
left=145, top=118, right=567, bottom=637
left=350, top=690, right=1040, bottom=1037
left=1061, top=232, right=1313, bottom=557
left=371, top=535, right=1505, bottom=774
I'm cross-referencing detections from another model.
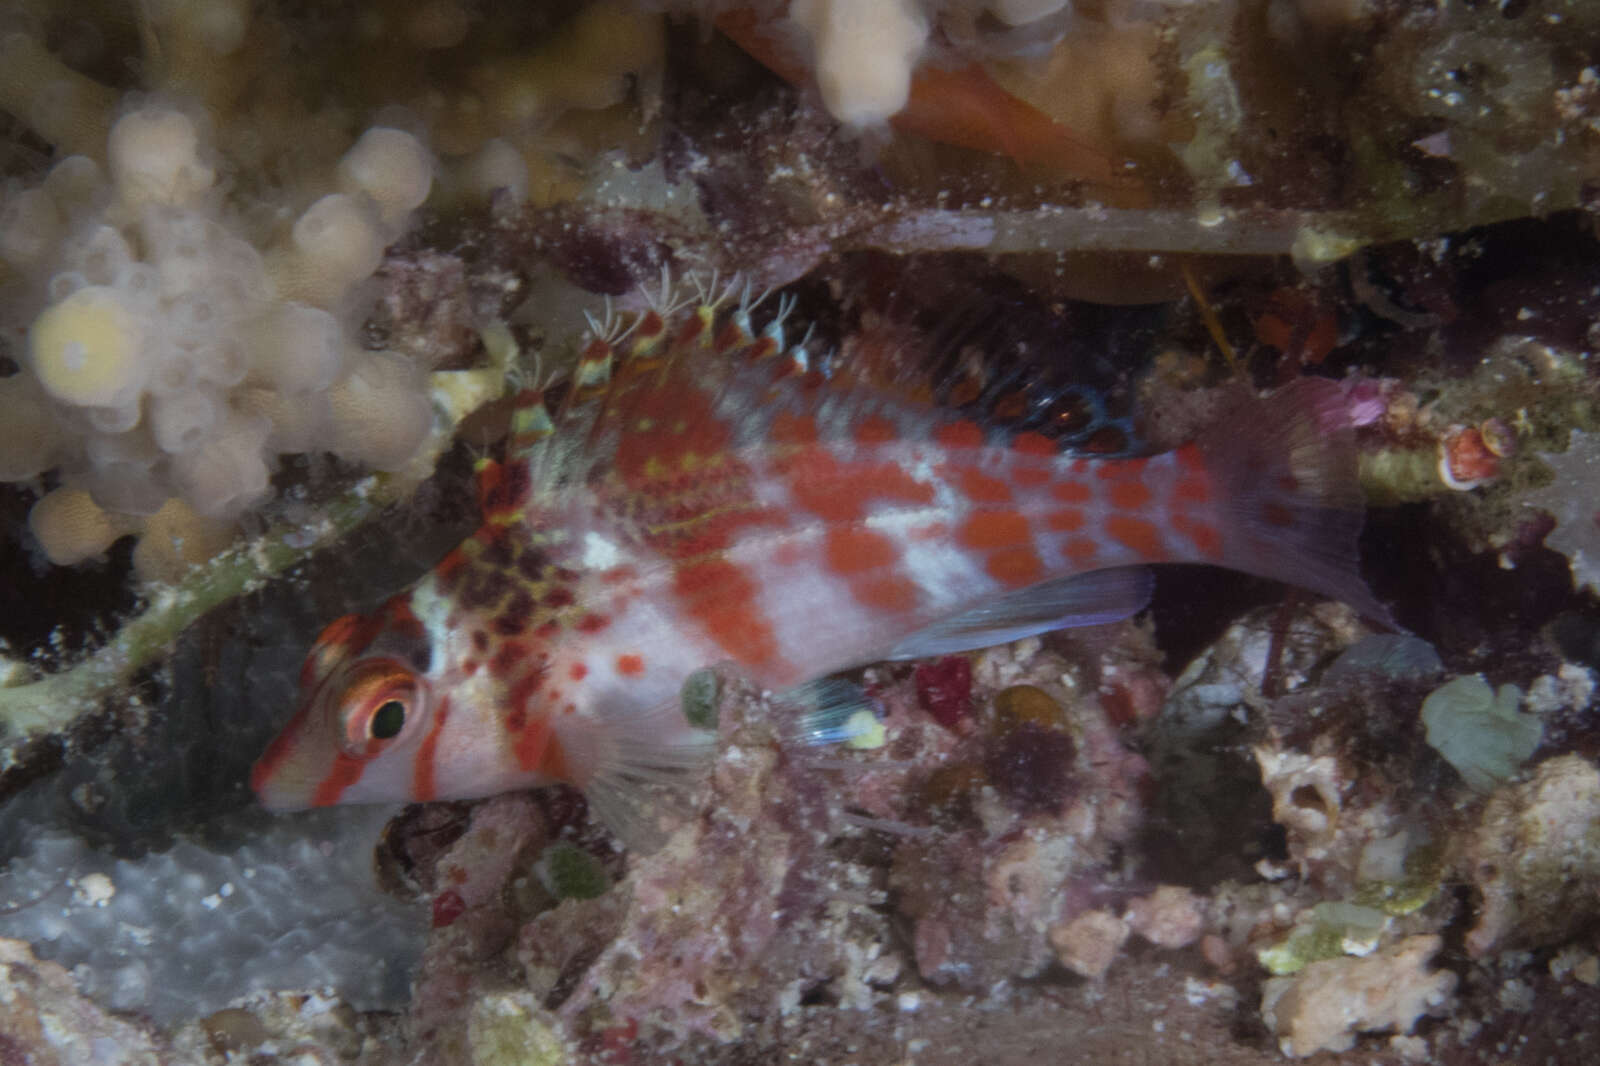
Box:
left=1200, top=378, right=1393, bottom=627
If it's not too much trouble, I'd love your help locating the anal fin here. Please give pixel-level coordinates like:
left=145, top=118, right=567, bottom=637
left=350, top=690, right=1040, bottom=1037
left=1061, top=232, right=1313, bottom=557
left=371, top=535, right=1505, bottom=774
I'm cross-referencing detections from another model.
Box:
left=886, top=566, right=1154, bottom=659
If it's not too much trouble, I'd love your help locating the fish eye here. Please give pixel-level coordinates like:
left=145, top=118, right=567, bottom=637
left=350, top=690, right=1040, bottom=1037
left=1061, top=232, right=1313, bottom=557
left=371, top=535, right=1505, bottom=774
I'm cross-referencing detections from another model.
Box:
left=335, top=660, right=421, bottom=752
left=370, top=699, right=407, bottom=739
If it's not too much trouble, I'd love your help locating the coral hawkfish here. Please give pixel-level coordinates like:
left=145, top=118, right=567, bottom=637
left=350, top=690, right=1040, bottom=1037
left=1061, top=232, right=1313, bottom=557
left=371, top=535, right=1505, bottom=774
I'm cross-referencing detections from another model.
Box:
left=253, top=280, right=1386, bottom=844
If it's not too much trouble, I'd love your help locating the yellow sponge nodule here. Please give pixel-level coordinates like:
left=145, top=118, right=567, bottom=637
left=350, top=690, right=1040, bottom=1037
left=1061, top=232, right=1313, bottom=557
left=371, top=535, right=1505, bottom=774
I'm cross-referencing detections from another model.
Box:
left=29, top=285, right=148, bottom=408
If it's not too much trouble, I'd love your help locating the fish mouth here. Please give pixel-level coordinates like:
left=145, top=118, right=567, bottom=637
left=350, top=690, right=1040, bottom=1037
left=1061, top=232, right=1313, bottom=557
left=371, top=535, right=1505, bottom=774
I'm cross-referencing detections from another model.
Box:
left=250, top=750, right=313, bottom=811
left=250, top=700, right=318, bottom=810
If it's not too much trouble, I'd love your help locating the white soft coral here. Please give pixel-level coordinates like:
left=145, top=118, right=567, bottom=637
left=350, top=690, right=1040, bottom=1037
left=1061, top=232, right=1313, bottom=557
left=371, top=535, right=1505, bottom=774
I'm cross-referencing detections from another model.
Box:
left=788, top=0, right=930, bottom=128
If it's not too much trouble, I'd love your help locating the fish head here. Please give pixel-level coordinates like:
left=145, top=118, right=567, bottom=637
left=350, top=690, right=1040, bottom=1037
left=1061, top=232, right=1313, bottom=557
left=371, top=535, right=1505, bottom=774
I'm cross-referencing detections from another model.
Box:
left=252, top=593, right=446, bottom=809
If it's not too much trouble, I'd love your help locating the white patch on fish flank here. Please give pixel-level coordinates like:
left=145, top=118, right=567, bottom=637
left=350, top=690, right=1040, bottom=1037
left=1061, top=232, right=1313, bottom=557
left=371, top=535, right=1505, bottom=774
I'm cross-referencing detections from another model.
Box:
left=582, top=531, right=623, bottom=569
left=410, top=576, right=453, bottom=673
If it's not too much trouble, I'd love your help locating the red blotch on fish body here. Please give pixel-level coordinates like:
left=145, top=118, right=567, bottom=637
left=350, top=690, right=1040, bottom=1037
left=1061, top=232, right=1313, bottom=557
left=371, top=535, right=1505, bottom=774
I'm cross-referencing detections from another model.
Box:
left=915, top=656, right=974, bottom=731
left=986, top=546, right=1044, bottom=586
left=616, top=653, right=644, bottom=677
left=935, top=420, right=985, bottom=448
left=613, top=383, right=732, bottom=486
left=1010, top=463, right=1051, bottom=488
left=661, top=503, right=786, bottom=560
left=948, top=465, right=1014, bottom=504
left=825, top=527, right=899, bottom=574
left=432, top=889, right=466, bottom=929
left=853, top=415, right=898, bottom=444
left=490, top=641, right=531, bottom=679
left=771, top=412, right=819, bottom=445
left=783, top=447, right=935, bottom=523
left=1046, top=508, right=1084, bottom=532
left=576, top=613, right=610, bottom=633
left=957, top=511, right=1030, bottom=550
left=857, top=575, right=919, bottom=612
left=569, top=662, right=588, bottom=681
left=1052, top=481, right=1092, bottom=504
left=1108, top=480, right=1152, bottom=510
left=673, top=558, right=784, bottom=673
left=1065, top=537, right=1099, bottom=565
left=1106, top=515, right=1164, bottom=558
left=1011, top=432, right=1056, bottom=457
left=1172, top=514, right=1224, bottom=559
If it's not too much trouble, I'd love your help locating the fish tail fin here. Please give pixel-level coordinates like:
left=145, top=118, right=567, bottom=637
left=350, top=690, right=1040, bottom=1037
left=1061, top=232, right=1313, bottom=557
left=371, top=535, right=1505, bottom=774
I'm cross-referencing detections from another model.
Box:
left=553, top=700, right=716, bottom=853
left=1198, top=378, right=1393, bottom=626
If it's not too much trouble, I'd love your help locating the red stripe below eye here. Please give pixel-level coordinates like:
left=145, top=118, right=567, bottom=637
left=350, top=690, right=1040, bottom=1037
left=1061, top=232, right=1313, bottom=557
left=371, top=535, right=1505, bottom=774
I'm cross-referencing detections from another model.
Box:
left=311, top=752, right=366, bottom=807
left=412, top=697, right=450, bottom=802
left=251, top=704, right=310, bottom=795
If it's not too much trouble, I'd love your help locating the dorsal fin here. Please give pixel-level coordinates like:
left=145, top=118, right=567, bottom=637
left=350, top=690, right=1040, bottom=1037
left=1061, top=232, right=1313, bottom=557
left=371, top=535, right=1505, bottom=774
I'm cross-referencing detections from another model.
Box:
left=491, top=270, right=1144, bottom=518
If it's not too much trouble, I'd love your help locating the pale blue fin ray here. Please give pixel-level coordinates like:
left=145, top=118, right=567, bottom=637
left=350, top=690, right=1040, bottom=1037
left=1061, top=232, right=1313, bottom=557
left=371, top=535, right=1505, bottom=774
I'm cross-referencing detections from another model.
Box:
left=775, top=677, right=880, bottom=747
left=885, top=566, right=1155, bottom=660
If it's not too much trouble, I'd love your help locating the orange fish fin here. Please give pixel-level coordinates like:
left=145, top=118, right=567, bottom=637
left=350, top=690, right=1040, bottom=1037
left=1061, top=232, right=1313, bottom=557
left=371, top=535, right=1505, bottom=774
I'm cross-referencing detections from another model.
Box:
left=1199, top=378, right=1393, bottom=626
left=885, top=566, right=1154, bottom=659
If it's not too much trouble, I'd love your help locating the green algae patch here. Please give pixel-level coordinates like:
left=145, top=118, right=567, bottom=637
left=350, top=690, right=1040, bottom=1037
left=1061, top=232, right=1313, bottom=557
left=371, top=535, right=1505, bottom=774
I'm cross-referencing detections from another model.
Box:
left=539, top=842, right=611, bottom=901
left=1420, top=675, right=1541, bottom=794
left=1353, top=842, right=1446, bottom=918
left=1258, top=901, right=1392, bottom=976
left=467, top=991, right=569, bottom=1066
